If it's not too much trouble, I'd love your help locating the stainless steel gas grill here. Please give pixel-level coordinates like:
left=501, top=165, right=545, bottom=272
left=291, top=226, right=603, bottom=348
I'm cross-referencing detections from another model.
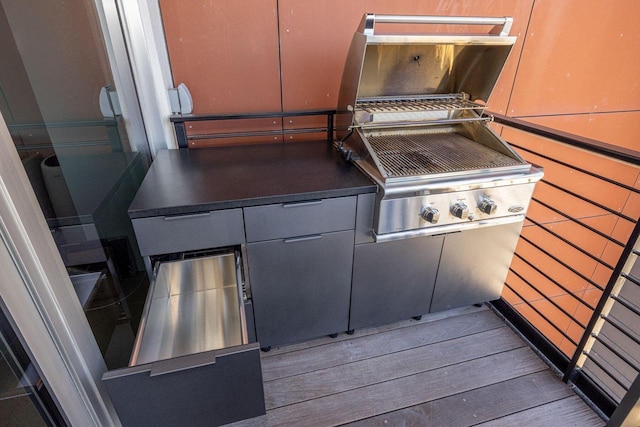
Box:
left=340, top=14, right=544, bottom=327
left=337, top=13, right=543, bottom=240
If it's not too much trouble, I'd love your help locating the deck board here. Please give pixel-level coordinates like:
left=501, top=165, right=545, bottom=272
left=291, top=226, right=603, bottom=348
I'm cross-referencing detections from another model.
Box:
left=265, top=347, right=546, bottom=426
left=265, top=327, right=521, bottom=410
left=261, top=309, right=505, bottom=381
left=474, top=395, right=604, bottom=426
left=225, top=306, right=604, bottom=427
left=261, top=305, right=485, bottom=358
left=345, top=371, right=576, bottom=426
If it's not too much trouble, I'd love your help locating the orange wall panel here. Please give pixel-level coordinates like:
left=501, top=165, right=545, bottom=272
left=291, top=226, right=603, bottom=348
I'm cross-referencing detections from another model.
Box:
left=530, top=298, right=572, bottom=333
left=610, top=218, right=635, bottom=244
left=276, top=0, right=534, bottom=112
left=525, top=112, right=640, bottom=152
left=502, top=285, right=524, bottom=306
left=557, top=339, right=577, bottom=358
left=507, top=0, right=640, bottom=117
left=514, top=238, right=591, bottom=294
left=573, top=302, right=595, bottom=325
left=513, top=304, right=566, bottom=349
left=542, top=220, right=609, bottom=259
left=159, top=0, right=282, bottom=114
left=623, top=191, right=640, bottom=218
left=505, top=269, right=543, bottom=303
left=590, top=264, right=613, bottom=289
left=522, top=151, right=630, bottom=214
left=505, top=128, right=639, bottom=188
left=521, top=226, right=598, bottom=279
left=533, top=182, right=613, bottom=222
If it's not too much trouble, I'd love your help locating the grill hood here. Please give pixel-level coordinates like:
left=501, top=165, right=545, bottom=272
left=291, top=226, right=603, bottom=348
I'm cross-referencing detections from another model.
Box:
left=336, top=14, right=516, bottom=141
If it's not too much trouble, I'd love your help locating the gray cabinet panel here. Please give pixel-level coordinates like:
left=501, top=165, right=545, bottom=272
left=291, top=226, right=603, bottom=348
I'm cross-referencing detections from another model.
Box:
left=350, top=235, right=444, bottom=330
left=102, top=344, right=265, bottom=427
left=132, top=209, right=245, bottom=256
left=244, top=197, right=356, bottom=242
left=247, top=230, right=354, bottom=347
left=355, top=193, right=375, bottom=244
left=430, top=222, right=523, bottom=313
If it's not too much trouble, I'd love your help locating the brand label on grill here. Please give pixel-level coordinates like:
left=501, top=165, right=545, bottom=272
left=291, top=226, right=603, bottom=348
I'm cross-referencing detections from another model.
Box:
left=508, top=206, right=525, bottom=213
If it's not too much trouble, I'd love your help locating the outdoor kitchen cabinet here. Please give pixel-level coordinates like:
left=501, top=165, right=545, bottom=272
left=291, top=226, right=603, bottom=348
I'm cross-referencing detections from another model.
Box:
left=103, top=211, right=265, bottom=427
left=244, top=197, right=357, bottom=348
left=350, top=234, right=444, bottom=330
left=116, top=143, right=376, bottom=424
left=430, top=222, right=524, bottom=313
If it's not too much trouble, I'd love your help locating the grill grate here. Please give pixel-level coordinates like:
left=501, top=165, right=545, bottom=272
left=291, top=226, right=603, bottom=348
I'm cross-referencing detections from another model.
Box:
left=357, top=97, right=484, bottom=114
left=367, top=132, right=524, bottom=177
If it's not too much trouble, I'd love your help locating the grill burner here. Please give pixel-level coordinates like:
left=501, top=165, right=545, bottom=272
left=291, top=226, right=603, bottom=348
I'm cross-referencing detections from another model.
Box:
left=368, top=132, right=524, bottom=178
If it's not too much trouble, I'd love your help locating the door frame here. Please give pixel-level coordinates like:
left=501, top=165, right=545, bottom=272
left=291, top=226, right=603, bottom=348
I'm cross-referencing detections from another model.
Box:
left=108, top=0, right=178, bottom=153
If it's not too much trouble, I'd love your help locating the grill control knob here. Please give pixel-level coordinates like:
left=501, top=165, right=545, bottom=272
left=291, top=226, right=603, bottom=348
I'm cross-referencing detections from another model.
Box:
left=451, top=202, right=469, bottom=219
left=479, top=198, right=498, bottom=215
left=420, top=206, right=440, bottom=224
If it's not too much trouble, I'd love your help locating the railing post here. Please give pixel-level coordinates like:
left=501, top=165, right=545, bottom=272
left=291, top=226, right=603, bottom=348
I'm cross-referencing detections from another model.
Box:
left=327, top=112, right=334, bottom=142
left=105, top=119, right=123, bottom=152
left=173, top=120, right=188, bottom=149
left=607, top=372, right=640, bottom=427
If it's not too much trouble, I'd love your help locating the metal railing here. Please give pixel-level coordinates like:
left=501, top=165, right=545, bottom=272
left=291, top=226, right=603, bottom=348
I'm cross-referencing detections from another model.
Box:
left=488, top=113, right=640, bottom=421
left=568, top=241, right=640, bottom=416
left=9, top=118, right=123, bottom=152
left=170, top=110, right=336, bottom=148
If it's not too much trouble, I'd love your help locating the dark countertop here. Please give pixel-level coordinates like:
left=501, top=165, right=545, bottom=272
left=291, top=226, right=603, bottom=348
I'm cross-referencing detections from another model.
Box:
left=128, top=140, right=377, bottom=218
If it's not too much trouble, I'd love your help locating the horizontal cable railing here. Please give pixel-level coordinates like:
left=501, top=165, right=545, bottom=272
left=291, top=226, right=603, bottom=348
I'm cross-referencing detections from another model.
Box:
left=8, top=119, right=123, bottom=152
left=488, top=112, right=640, bottom=419
left=170, top=110, right=336, bottom=148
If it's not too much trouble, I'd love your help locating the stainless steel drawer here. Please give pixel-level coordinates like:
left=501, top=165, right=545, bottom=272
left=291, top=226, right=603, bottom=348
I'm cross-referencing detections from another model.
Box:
left=102, top=252, right=265, bottom=426
left=132, top=208, right=245, bottom=256
left=131, top=253, right=248, bottom=365
left=243, top=196, right=356, bottom=242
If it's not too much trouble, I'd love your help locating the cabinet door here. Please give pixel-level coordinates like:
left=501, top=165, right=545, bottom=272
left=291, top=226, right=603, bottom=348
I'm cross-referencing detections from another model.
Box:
left=430, top=222, right=523, bottom=313
left=247, top=230, right=354, bottom=347
left=350, top=235, right=444, bottom=330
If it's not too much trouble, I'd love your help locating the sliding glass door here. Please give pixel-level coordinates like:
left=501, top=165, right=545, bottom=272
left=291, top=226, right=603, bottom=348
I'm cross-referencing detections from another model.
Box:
left=0, top=0, right=152, bottom=374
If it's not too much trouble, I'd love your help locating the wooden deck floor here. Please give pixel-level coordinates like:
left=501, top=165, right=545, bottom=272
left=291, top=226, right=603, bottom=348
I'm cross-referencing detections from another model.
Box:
left=228, top=305, right=604, bottom=427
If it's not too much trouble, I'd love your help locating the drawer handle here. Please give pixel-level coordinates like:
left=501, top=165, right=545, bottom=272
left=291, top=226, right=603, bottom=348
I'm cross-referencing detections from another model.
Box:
left=282, top=200, right=322, bottom=208
left=164, top=212, right=211, bottom=221
left=150, top=353, right=216, bottom=377
left=284, top=234, right=322, bottom=243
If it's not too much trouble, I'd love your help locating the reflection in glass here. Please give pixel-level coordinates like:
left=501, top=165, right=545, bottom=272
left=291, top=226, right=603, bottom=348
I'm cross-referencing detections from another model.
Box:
left=0, top=306, right=63, bottom=426
left=0, top=1, right=149, bottom=369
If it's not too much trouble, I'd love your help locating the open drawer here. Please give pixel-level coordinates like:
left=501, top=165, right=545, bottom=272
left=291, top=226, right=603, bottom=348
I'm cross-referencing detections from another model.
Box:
left=102, top=251, right=265, bottom=427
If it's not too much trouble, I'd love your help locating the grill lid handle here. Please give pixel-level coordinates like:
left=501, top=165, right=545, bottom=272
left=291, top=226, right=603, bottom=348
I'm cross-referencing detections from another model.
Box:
left=361, top=14, right=513, bottom=37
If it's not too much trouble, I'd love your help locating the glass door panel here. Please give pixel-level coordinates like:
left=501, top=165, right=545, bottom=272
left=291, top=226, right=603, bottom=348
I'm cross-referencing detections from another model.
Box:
left=0, top=305, right=65, bottom=426
left=0, top=0, right=150, bottom=369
